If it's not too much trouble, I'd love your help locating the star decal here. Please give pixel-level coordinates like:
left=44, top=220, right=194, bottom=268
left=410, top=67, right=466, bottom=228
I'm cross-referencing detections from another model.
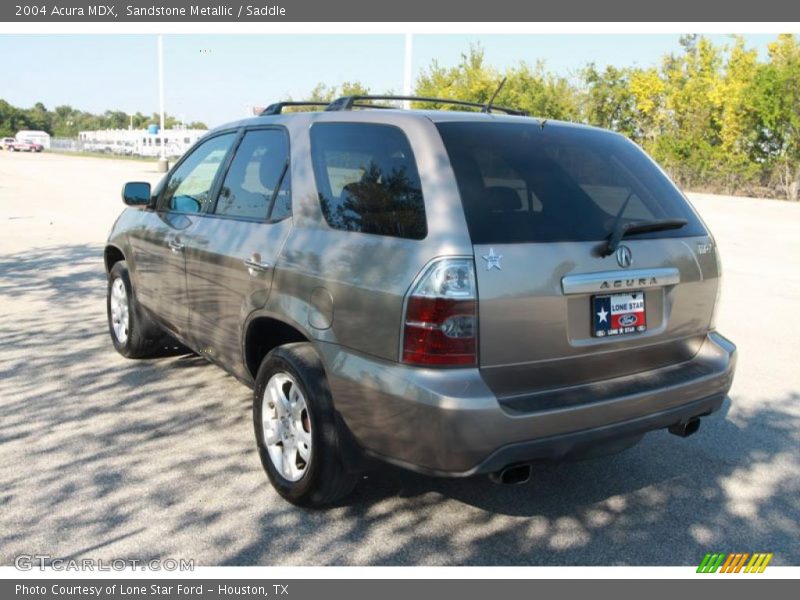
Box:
left=482, top=248, right=503, bottom=271
left=597, top=307, right=609, bottom=323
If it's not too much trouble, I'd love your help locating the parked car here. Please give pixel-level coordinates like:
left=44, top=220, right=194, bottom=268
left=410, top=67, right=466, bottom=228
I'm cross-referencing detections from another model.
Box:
left=2, top=137, right=16, bottom=150
left=105, top=96, right=736, bottom=506
left=8, top=139, right=43, bottom=152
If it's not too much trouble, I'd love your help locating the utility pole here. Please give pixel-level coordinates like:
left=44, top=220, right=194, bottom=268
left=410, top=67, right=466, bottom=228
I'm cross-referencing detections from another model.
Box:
left=403, top=33, right=413, bottom=109
left=157, top=34, right=168, bottom=172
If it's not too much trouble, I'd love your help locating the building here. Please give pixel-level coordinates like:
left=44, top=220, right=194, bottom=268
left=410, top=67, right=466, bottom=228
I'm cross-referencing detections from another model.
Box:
left=78, top=127, right=207, bottom=158
left=16, top=130, right=51, bottom=149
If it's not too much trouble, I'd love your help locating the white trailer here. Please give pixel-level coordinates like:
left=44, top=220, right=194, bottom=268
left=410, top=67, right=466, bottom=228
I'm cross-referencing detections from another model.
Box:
left=16, top=130, right=51, bottom=149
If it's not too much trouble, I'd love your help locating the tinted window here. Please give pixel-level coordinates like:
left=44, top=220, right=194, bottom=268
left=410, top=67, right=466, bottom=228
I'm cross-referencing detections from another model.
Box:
left=269, top=168, right=292, bottom=221
left=310, top=123, right=426, bottom=239
left=215, top=129, right=289, bottom=220
left=162, top=133, right=236, bottom=213
left=436, top=122, right=706, bottom=244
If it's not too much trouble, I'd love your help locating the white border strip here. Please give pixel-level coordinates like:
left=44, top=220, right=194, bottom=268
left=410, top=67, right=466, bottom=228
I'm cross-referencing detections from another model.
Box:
left=2, top=566, right=799, bottom=579
left=0, top=22, right=799, bottom=34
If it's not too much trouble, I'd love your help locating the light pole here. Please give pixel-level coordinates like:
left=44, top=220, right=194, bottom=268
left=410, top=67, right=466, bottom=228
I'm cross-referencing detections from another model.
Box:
left=403, top=33, right=413, bottom=109
left=157, top=34, right=168, bottom=172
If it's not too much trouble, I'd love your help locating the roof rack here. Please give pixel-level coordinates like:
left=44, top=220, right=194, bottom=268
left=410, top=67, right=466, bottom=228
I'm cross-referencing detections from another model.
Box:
left=260, top=101, right=330, bottom=115
left=325, top=95, right=528, bottom=116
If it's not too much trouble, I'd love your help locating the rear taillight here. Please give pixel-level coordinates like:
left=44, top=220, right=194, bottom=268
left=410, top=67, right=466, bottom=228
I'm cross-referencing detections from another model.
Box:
left=401, top=258, right=478, bottom=367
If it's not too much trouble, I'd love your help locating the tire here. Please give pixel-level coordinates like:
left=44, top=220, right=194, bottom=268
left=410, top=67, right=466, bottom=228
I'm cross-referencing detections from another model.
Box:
left=253, top=343, right=359, bottom=507
left=106, top=260, right=170, bottom=358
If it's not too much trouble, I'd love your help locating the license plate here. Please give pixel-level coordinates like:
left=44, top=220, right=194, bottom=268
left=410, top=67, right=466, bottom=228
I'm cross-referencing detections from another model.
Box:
left=592, top=291, right=646, bottom=337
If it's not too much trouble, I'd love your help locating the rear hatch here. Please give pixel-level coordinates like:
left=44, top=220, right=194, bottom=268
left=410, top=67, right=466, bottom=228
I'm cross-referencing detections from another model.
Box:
left=436, top=120, right=719, bottom=399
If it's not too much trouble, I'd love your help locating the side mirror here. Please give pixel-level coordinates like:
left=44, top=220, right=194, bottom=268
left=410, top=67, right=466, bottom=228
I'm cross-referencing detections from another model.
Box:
left=122, top=182, right=151, bottom=206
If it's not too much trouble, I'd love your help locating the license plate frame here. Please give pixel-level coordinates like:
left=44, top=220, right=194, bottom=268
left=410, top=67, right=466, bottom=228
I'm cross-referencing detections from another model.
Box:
left=592, top=291, right=647, bottom=338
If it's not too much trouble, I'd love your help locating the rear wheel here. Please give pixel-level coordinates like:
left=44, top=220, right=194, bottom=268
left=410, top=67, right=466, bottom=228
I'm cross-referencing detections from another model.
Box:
left=253, top=343, right=358, bottom=507
left=107, top=261, right=171, bottom=358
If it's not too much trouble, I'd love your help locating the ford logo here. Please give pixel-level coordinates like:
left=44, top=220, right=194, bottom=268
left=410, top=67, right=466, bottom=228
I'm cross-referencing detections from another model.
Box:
left=619, top=314, right=638, bottom=326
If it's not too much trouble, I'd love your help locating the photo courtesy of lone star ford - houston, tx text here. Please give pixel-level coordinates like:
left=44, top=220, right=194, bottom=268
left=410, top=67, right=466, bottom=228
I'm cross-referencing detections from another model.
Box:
left=0, top=0, right=798, bottom=595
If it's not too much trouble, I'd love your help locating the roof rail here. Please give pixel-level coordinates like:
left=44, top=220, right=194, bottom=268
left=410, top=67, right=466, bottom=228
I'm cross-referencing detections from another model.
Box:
left=325, top=95, right=528, bottom=116
left=260, top=101, right=330, bottom=116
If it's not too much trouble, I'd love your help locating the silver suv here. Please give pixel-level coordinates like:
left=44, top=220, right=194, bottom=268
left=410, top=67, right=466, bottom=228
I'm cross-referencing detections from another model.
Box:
left=106, top=96, right=737, bottom=506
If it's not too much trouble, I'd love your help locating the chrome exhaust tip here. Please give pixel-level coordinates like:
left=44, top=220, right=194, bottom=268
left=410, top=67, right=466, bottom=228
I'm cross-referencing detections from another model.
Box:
left=489, top=464, right=531, bottom=485
left=668, top=417, right=701, bottom=438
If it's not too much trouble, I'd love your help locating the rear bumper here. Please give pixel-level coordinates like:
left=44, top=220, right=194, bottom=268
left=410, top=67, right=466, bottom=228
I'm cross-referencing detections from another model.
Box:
left=318, top=331, right=736, bottom=476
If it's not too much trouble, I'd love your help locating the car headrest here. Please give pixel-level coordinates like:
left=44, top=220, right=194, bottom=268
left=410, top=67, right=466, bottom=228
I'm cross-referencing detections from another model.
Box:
left=486, top=186, right=522, bottom=211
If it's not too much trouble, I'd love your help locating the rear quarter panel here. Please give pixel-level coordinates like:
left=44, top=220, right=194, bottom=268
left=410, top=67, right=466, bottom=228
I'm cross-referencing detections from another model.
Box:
left=268, top=112, right=474, bottom=362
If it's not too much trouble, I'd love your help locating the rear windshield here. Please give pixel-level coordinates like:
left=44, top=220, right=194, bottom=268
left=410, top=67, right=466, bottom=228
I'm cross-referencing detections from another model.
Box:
left=436, top=122, right=706, bottom=244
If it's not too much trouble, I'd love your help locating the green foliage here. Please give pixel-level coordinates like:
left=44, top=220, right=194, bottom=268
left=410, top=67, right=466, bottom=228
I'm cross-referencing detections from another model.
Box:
left=581, top=64, right=638, bottom=139
left=5, top=34, right=799, bottom=200
left=409, top=38, right=800, bottom=199
left=414, top=45, right=579, bottom=120
left=0, top=101, right=207, bottom=138
left=283, top=81, right=374, bottom=112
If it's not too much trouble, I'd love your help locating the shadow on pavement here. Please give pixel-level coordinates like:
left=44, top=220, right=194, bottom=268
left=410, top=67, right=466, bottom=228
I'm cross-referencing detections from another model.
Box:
left=0, top=243, right=797, bottom=566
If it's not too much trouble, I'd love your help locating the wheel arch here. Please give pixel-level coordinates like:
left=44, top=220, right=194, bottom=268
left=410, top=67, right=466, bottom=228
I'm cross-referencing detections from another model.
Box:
left=104, top=244, right=125, bottom=275
left=243, top=314, right=313, bottom=381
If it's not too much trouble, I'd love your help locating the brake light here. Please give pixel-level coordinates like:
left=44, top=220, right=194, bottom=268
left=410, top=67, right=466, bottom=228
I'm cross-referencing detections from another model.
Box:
left=401, top=258, right=478, bottom=367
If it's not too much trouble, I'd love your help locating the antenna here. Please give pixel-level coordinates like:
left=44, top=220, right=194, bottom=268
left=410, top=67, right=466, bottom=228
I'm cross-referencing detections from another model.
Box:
left=482, top=77, right=507, bottom=114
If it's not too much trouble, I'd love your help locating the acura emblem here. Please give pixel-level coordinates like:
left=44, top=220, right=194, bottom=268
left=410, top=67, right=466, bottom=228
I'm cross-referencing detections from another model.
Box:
left=616, top=245, right=633, bottom=268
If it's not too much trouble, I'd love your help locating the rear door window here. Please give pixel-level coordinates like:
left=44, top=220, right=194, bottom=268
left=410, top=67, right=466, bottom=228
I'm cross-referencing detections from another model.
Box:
left=436, top=122, right=705, bottom=244
left=310, top=123, right=426, bottom=239
left=214, top=129, right=289, bottom=221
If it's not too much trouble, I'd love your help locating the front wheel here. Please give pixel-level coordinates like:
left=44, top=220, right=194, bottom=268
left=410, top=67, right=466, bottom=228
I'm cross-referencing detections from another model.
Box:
left=253, top=343, right=358, bottom=507
left=107, top=261, right=171, bottom=358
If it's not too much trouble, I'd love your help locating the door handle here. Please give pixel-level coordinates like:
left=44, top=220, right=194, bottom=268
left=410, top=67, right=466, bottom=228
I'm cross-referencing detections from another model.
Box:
left=244, top=257, right=270, bottom=275
left=168, top=239, right=184, bottom=253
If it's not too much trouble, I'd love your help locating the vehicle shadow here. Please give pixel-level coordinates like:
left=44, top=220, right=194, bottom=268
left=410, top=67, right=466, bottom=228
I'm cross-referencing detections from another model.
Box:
left=224, top=392, right=799, bottom=565
left=1, top=243, right=797, bottom=567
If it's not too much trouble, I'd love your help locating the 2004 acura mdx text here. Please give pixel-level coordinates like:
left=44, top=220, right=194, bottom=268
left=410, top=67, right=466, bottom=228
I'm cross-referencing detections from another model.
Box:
left=105, top=95, right=737, bottom=507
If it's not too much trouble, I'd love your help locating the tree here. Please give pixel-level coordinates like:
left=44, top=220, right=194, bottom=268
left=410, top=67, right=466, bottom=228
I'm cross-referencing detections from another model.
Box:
left=406, top=36, right=800, bottom=199
left=286, top=81, right=373, bottom=111
left=4, top=33, right=799, bottom=199
left=0, top=99, right=207, bottom=137
left=709, top=37, right=762, bottom=191
left=749, top=34, right=800, bottom=200
left=414, top=45, right=579, bottom=120
left=414, top=45, right=499, bottom=107
left=580, top=64, right=639, bottom=139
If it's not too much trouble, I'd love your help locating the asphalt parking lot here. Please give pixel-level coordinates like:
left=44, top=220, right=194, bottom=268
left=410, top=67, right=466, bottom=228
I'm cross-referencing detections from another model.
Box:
left=0, top=151, right=798, bottom=566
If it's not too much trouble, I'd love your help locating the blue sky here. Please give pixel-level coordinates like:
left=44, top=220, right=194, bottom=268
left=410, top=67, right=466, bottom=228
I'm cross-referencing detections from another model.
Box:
left=0, top=34, right=778, bottom=127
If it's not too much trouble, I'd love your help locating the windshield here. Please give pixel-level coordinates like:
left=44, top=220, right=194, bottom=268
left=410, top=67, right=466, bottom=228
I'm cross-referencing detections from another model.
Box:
left=436, top=122, right=706, bottom=244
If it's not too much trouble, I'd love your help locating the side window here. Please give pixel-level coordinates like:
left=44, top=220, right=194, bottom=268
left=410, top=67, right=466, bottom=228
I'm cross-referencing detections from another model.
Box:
left=310, top=123, right=426, bottom=239
left=161, top=133, right=236, bottom=213
left=215, top=129, right=289, bottom=221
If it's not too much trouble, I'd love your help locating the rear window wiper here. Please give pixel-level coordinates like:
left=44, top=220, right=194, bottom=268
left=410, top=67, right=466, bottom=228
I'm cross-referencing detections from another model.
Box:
left=602, top=218, right=688, bottom=257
